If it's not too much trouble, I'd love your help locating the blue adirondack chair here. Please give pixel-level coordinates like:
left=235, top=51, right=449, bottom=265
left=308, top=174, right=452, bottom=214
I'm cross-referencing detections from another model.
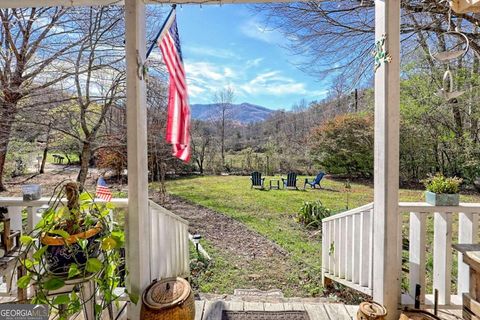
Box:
left=304, top=172, right=326, bottom=189
left=251, top=171, right=265, bottom=189
left=282, top=172, right=298, bottom=190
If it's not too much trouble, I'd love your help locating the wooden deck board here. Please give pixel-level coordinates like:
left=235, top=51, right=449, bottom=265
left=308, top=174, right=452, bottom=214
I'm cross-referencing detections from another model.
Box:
left=195, top=300, right=206, bottom=320
left=264, top=302, right=284, bottom=311
left=243, top=301, right=264, bottom=311
left=344, top=304, right=358, bottom=318
left=203, top=300, right=226, bottom=320
left=284, top=302, right=305, bottom=311
left=304, top=304, right=330, bottom=320
left=223, top=301, right=244, bottom=311
left=323, top=303, right=351, bottom=320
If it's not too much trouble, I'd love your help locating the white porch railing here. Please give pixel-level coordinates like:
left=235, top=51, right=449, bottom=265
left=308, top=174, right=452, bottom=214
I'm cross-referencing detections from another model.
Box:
left=322, top=202, right=480, bottom=309
left=322, top=203, right=374, bottom=296
left=0, top=197, right=190, bottom=296
left=148, top=200, right=190, bottom=280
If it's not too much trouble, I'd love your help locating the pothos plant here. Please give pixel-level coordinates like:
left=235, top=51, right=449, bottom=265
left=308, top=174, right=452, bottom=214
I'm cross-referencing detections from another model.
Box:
left=15, top=181, right=131, bottom=319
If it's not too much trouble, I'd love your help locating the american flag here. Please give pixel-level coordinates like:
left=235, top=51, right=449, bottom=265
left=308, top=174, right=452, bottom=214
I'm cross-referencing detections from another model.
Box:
left=96, top=176, right=112, bottom=202
left=158, top=10, right=191, bottom=162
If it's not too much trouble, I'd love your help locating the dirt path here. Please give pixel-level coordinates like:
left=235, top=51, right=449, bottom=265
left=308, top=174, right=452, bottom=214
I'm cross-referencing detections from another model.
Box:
left=163, top=196, right=308, bottom=296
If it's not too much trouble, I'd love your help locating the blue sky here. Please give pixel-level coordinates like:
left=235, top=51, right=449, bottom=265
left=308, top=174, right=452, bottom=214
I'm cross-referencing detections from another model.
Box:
left=155, top=4, right=329, bottom=110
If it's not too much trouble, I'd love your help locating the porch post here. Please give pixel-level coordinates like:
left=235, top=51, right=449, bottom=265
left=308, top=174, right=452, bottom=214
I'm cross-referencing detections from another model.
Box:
left=373, top=0, right=401, bottom=318
left=125, top=0, right=150, bottom=318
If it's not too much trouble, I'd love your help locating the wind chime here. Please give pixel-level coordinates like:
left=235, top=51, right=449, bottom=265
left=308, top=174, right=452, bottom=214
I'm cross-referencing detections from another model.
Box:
left=430, top=3, right=470, bottom=102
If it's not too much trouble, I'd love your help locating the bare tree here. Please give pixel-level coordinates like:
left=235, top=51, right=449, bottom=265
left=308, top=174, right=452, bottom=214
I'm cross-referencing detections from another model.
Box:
left=190, top=120, right=213, bottom=174
left=213, top=87, right=235, bottom=167
left=253, top=1, right=480, bottom=88
left=25, top=7, right=126, bottom=187
left=0, top=7, right=87, bottom=191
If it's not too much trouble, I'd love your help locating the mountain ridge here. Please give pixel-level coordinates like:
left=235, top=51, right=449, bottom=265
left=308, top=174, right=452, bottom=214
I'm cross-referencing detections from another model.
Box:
left=191, top=102, right=274, bottom=123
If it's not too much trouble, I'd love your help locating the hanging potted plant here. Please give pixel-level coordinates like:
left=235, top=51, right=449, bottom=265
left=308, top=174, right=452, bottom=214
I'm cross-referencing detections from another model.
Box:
left=16, top=181, right=127, bottom=318
left=423, top=173, right=463, bottom=206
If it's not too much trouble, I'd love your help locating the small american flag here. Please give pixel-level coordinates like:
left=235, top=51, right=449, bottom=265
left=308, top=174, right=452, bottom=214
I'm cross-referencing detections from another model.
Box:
left=96, top=176, right=112, bottom=202
left=158, top=9, right=191, bottom=162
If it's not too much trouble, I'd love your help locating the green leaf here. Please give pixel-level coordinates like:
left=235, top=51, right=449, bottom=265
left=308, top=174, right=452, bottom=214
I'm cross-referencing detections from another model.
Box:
left=86, top=258, right=102, bottom=273
left=53, top=294, right=70, bottom=305
left=106, top=202, right=115, bottom=210
left=43, top=278, right=65, bottom=291
left=100, top=208, right=111, bottom=218
left=20, top=235, right=34, bottom=245
left=33, top=245, right=48, bottom=260
left=17, top=275, right=31, bottom=289
left=50, top=229, right=70, bottom=239
left=127, top=291, right=139, bottom=305
left=68, top=263, right=81, bottom=279
left=22, top=259, right=34, bottom=269
left=95, top=304, right=102, bottom=314
left=101, top=237, right=117, bottom=251
left=77, top=239, right=88, bottom=250
left=79, top=192, right=92, bottom=202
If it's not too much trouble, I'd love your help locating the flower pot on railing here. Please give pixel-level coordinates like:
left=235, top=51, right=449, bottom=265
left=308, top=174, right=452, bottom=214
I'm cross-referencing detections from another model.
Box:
left=425, top=191, right=459, bottom=206
left=422, top=174, right=462, bottom=206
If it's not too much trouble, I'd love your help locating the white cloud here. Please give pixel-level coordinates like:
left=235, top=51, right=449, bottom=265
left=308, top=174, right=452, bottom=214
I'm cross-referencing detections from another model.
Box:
left=246, top=58, right=264, bottom=68
left=184, top=45, right=239, bottom=60
left=185, top=61, right=228, bottom=81
left=240, top=71, right=307, bottom=96
left=240, top=19, right=284, bottom=45
left=183, top=58, right=320, bottom=106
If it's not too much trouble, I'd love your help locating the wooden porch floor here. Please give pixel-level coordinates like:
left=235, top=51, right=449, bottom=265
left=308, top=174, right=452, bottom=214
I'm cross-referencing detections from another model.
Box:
left=0, top=294, right=464, bottom=319
left=193, top=300, right=463, bottom=320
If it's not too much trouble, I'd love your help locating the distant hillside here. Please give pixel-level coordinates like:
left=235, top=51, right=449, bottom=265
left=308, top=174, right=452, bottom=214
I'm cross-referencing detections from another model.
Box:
left=191, top=103, right=274, bottom=123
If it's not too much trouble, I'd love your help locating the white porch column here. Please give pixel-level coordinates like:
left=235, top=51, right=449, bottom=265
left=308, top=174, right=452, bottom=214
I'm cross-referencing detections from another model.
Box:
left=373, top=0, right=401, bottom=318
left=125, top=0, right=150, bottom=318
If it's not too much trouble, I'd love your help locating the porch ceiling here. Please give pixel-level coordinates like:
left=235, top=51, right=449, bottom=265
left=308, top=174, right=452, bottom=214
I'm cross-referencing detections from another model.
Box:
left=0, top=0, right=287, bottom=9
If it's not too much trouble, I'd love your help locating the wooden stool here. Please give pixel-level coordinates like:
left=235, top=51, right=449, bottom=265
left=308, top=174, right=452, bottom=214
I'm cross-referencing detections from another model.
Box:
left=453, top=244, right=480, bottom=320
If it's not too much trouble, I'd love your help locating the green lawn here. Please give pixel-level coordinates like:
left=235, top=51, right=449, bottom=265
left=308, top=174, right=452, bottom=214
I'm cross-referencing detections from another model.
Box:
left=165, top=175, right=480, bottom=297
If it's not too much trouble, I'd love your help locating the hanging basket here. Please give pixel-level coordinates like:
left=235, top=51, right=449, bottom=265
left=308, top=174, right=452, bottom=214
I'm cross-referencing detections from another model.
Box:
left=451, top=0, right=480, bottom=13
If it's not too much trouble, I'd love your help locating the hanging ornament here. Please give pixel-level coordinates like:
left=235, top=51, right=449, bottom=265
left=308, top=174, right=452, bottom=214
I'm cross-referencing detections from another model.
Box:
left=435, top=68, right=465, bottom=101
left=429, top=30, right=469, bottom=62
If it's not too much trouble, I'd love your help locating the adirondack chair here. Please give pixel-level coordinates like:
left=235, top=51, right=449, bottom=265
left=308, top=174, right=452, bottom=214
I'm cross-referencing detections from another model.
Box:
left=304, top=172, right=325, bottom=189
left=282, top=172, right=298, bottom=190
left=250, top=172, right=265, bottom=189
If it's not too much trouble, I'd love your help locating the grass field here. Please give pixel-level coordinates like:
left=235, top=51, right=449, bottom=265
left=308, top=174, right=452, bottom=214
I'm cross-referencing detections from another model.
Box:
left=165, top=175, right=480, bottom=297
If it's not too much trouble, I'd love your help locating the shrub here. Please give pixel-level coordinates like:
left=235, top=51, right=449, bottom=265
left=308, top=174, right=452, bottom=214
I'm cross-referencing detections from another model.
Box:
left=96, top=147, right=127, bottom=177
left=423, top=173, right=462, bottom=194
left=297, top=200, right=332, bottom=229
left=309, top=113, right=374, bottom=179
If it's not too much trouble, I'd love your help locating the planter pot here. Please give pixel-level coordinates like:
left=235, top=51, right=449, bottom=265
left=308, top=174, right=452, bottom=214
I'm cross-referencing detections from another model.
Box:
left=41, top=223, right=103, bottom=275
left=425, top=191, right=459, bottom=206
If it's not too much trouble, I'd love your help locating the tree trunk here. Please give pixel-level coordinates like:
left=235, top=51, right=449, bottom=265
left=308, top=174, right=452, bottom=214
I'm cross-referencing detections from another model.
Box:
left=77, top=141, right=92, bottom=187
left=0, top=105, right=17, bottom=192
left=221, top=111, right=225, bottom=167
left=40, top=125, right=52, bottom=174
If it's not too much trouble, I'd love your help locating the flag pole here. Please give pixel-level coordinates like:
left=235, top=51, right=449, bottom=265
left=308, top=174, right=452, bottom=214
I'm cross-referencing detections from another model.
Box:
left=146, top=4, right=177, bottom=59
